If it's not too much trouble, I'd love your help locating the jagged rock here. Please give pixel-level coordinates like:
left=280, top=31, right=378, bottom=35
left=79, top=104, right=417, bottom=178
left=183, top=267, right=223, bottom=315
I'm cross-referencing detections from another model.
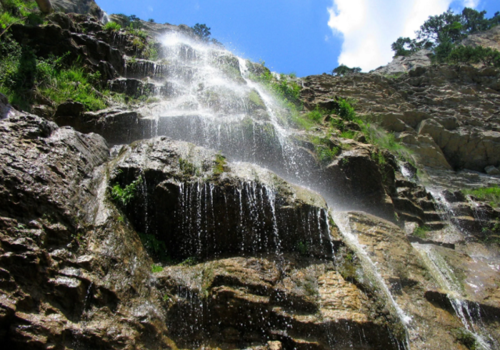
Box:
left=372, top=49, right=432, bottom=76
left=335, top=211, right=485, bottom=350
left=461, top=25, right=500, bottom=52
left=485, top=165, right=500, bottom=175
left=156, top=256, right=399, bottom=349
left=301, top=65, right=500, bottom=173
left=0, top=110, right=176, bottom=349
left=51, top=0, right=105, bottom=21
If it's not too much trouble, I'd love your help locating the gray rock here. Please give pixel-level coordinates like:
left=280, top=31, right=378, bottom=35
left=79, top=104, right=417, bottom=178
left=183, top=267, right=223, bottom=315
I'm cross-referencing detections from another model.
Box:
left=371, top=49, right=432, bottom=76
left=485, top=165, right=500, bottom=175
left=51, top=0, right=105, bottom=21
left=461, top=25, right=500, bottom=53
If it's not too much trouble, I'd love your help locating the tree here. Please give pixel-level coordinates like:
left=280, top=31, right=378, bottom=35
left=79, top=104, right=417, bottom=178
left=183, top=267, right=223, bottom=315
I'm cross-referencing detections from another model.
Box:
left=391, top=7, right=500, bottom=60
left=192, top=23, right=211, bottom=42
left=391, top=37, right=415, bottom=57
left=461, top=7, right=490, bottom=34
left=332, top=64, right=361, bottom=76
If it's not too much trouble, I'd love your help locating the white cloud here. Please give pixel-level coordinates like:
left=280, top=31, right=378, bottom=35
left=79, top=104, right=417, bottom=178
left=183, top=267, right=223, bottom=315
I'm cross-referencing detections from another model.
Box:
left=328, top=0, right=479, bottom=71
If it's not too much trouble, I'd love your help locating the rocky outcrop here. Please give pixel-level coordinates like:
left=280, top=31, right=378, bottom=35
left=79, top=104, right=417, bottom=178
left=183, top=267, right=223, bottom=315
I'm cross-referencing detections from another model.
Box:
left=51, top=0, right=104, bottom=21
left=371, top=50, right=432, bottom=76
left=0, top=109, right=176, bottom=349
left=301, top=65, right=500, bottom=173
left=462, top=25, right=500, bottom=52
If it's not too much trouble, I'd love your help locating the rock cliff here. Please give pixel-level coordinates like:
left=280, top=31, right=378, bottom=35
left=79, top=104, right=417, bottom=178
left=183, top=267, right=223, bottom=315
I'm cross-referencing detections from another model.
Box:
left=0, top=2, right=499, bottom=350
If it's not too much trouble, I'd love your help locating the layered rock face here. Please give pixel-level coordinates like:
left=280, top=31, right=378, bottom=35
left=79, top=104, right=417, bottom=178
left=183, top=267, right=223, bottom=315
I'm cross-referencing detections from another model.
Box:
left=301, top=65, right=500, bottom=173
left=0, top=3, right=500, bottom=350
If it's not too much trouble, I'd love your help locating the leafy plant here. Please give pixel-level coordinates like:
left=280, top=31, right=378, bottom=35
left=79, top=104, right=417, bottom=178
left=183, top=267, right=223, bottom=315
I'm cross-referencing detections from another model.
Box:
left=139, top=232, right=169, bottom=261
left=296, top=241, right=308, bottom=255
left=413, top=226, right=430, bottom=239
left=451, top=328, right=477, bottom=350
left=179, top=158, right=197, bottom=176
left=179, top=257, right=198, bottom=266
left=340, top=130, right=356, bottom=139
left=391, top=7, right=500, bottom=66
left=192, top=23, right=211, bottom=41
left=151, top=264, right=163, bottom=273
left=111, top=175, right=142, bottom=206
left=104, top=21, right=121, bottom=32
left=213, top=153, right=227, bottom=175
left=359, top=120, right=415, bottom=166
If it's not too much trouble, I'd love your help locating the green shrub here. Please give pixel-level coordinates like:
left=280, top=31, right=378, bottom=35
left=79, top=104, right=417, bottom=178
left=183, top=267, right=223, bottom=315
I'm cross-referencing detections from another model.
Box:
left=151, top=264, right=163, bottom=273
left=296, top=241, right=308, bottom=255
left=337, top=98, right=356, bottom=121
left=317, top=146, right=340, bottom=164
left=139, top=232, right=169, bottom=260
left=413, top=226, right=430, bottom=239
left=340, top=130, right=356, bottom=139
left=179, top=257, right=198, bottom=266
left=103, top=21, right=121, bottom=32
left=179, top=158, right=197, bottom=176
left=463, top=186, right=500, bottom=208
left=111, top=175, right=142, bottom=206
left=213, top=153, right=227, bottom=175
left=256, top=71, right=302, bottom=110
left=305, top=107, right=323, bottom=122
left=447, top=45, right=500, bottom=67
left=0, top=41, right=114, bottom=111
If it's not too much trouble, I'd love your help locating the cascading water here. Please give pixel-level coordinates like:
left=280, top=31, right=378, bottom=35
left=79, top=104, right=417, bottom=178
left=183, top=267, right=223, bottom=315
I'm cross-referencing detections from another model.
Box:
left=120, top=31, right=500, bottom=349
left=414, top=243, right=497, bottom=350
left=136, top=32, right=324, bottom=197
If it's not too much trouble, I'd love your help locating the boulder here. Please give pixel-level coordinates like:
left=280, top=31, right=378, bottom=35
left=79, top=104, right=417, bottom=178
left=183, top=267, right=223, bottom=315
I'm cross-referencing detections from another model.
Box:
left=372, top=49, right=432, bottom=76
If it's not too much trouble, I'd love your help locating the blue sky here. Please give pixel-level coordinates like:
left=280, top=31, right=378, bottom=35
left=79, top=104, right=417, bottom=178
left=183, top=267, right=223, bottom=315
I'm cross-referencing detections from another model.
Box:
left=96, top=0, right=500, bottom=77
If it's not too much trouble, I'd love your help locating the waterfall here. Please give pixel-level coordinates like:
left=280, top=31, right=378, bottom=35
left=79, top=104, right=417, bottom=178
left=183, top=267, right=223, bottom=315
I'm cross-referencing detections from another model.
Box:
left=125, top=31, right=499, bottom=349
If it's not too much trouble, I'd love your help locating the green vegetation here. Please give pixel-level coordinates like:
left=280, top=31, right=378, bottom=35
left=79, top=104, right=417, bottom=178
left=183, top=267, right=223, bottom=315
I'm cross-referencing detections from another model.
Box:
left=111, top=175, right=143, bottom=206
left=447, top=45, right=500, bottom=66
left=332, top=64, right=361, bottom=76
left=103, top=21, right=121, bottom=32
left=360, top=121, right=415, bottom=165
left=191, top=23, right=223, bottom=46
left=139, top=232, right=169, bottom=261
left=451, top=328, right=478, bottom=350
left=0, top=0, right=39, bottom=32
left=255, top=70, right=302, bottom=109
left=413, top=226, right=430, bottom=239
left=151, top=264, right=163, bottom=273
left=310, top=136, right=340, bottom=165
left=463, top=186, right=500, bottom=208
left=371, top=151, right=386, bottom=165
left=391, top=7, right=500, bottom=67
left=0, top=39, right=120, bottom=112
left=179, top=256, right=198, bottom=266
left=213, top=153, right=227, bottom=175
left=179, top=158, right=197, bottom=176
left=296, top=241, right=309, bottom=256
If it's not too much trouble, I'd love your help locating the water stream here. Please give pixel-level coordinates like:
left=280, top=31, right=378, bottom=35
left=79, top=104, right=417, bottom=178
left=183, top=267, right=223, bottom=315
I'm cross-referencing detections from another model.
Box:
left=125, top=31, right=499, bottom=349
